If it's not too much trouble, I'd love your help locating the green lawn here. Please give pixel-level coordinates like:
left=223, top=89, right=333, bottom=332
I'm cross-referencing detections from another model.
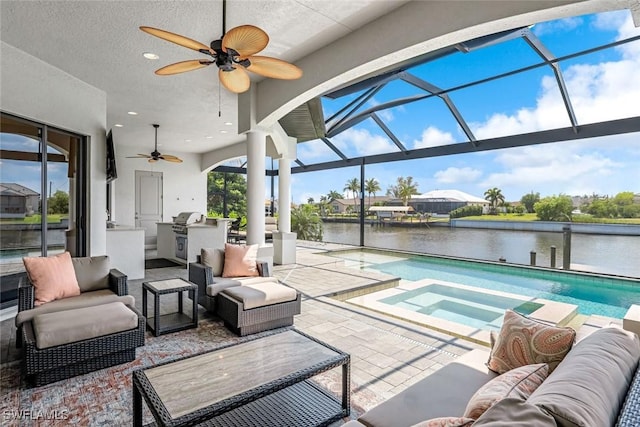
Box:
left=0, top=214, right=66, bottom=224
left=456, top=213, right=640, bottom=225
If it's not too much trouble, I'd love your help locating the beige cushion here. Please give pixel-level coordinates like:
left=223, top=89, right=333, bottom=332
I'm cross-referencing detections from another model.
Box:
left=23, top=252, right=80, bottom=306
left=410, top=417, right=474, bottom=427
left=222, top=244, right=259, bottom=278
left=487, top=309, right=575, bottom=374
left=223, top=282, right=297, bottom=310
left=463, top=363, right=548, bottom=419
left=16, top=290, right=135, bottom=328
left=32, top=302, right=138, bottom=349
left=527, top=326, right=640, bottom=427
left=472, top=397, right=557, bottom=426
left=201, top=248, right=224, bottom=277
left=206, top=276, right=279, bottom=297
left=359, top=349, right=497, bottom=427
left=72, top=255, right=110, bottom=292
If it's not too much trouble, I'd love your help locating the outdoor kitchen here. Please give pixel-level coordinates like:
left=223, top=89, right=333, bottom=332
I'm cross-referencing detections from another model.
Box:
left=156, top=212, right=232, bottom=266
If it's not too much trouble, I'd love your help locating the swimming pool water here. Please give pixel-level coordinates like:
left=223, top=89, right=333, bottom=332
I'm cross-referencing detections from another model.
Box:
left=380, top=284, right=544, bottom=330
left=331, top=250, right=640, bottom=318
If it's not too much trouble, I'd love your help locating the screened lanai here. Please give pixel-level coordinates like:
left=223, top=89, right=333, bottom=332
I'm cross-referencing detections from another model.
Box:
left=214, top=7, right=640, bottom=246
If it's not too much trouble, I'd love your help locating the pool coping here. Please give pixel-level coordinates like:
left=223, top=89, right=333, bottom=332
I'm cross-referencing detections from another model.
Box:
left=346, top=279, right=578, bottom=346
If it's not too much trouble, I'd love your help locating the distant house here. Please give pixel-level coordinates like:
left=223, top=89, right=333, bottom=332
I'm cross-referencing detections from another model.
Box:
left=0, top=183, right=40, bottom=218
left=389, top=189, right=489, bottom=214
left=329, top=196, right=391, bottom=214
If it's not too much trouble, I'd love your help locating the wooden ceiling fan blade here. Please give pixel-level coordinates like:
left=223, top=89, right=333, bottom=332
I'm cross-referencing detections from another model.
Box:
left=222, top=25, right=269, bottom=57
left=126, top=154, right=151, bottom=158
left=219, top=67, right=250, bottom=93
left=161, top=156, right=183, bottom=163
left=140, top=26, right=211, bottom=53
left=155, top=60, right=213, bottom=75
left=245, top=56, right=303, bottom=80
left=148, top=158, right=158, bottom=163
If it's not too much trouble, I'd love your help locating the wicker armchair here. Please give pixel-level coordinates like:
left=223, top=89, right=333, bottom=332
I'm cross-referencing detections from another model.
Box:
left=15, top=256, right=133, bottom=348
left=188, top=255, right=272, bottom=314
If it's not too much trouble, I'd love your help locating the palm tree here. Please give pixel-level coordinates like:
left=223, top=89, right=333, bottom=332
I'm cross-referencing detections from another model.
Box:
left=484, top=187, right=505, bottom=214
left=365, top=178, right=381, bottom=209
left=344, top=178, right=360, bottom=214
left=390, top=176, right=419, bottom=206
left=307, top=196, right=315, bottom=205
left=327, top=190, right=343, bottom=202
left=291, top=204, right=323, bottom=241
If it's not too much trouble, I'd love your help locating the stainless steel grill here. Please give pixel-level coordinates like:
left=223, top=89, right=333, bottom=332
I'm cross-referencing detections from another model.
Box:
left=171, top=212, right=202, bottom=234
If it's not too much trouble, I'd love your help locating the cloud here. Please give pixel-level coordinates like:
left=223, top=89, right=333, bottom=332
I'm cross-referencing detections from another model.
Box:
left=332, top=127, right=397, bottom=155
left=434, top=167, right=482, bottom=184
left=471, top=13, right=640, bottom=140
left=413, top=126, right=456, bottom=148
left=532, top=16, right=583, bottom=36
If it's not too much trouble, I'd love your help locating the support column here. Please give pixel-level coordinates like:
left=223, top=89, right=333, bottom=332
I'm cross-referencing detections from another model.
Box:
left=246, top=130, right=267, bottom=246
left=274, top=158, right=296, bottom=264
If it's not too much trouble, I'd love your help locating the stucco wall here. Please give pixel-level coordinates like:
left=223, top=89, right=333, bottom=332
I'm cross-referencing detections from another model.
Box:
left=0, top=41, right=108, bottom=256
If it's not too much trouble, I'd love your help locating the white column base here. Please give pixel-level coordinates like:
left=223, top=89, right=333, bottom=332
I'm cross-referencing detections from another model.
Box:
left=273, top=231, right=297, bottom=265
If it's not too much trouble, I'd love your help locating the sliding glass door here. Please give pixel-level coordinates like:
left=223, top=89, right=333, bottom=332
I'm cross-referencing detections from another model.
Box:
left=0, top=112, right=86, bottom=308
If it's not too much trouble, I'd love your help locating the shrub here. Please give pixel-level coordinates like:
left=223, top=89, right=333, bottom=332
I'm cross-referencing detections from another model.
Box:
left=450, top=205, right=483, bottom=218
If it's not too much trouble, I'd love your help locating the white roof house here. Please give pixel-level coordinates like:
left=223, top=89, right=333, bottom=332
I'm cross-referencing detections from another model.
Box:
left=412, top=190, right=489, bottom=205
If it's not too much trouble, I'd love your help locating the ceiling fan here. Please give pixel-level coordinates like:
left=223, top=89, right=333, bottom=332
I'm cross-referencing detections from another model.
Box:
left=127, top=124, right=183, bottom=163
left=140, top=0, right=303, bottom=94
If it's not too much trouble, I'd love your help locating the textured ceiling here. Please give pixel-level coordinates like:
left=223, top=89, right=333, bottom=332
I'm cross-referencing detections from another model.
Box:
left=0, top=0, right=407, bottom=154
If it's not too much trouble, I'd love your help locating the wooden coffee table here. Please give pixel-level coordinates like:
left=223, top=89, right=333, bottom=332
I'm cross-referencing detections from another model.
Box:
left=132, top=328, right=350, bottom=426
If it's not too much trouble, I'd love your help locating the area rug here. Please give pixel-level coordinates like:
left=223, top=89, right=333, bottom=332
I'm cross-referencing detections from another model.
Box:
left=0, top=319, right=371, bottom=426
left=144, top=258, right=183, bottom=269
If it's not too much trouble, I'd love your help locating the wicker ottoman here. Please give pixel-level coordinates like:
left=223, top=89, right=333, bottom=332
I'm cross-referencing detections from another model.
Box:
left=22, top=302, right=145, bottom=386
left=217, top=282, right=301, bottom=336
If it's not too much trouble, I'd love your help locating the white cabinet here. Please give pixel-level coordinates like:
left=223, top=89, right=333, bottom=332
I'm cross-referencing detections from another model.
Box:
left=106, top=227, right=145, bottom=279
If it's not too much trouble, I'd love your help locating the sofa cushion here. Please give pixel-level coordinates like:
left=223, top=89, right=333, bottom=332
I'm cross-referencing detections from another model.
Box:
left=23, top=252, right=80, bottom=306
left=411, top=417, right=474, bottom=427
left=222, top=282, right=297, bottom=310
left=471, top=397, right=556, bottom=426
left=463, top=363, right=548, bottom=419
left=71, top=255, right=110, bottom=292
left=201, top=248, right=224, bottom=277
left=15, top=290, right=135, bottom=328
left=358, top=349, right=497, bottom=427
left=527, top=326, right=640, bottom=427
left=222, top=243, right=259, bottom=278
left=206, top=276, right=279, bottom=297
left=487, top=309, right=575, bottom=374
left=32, top=302, right=138, bottom=349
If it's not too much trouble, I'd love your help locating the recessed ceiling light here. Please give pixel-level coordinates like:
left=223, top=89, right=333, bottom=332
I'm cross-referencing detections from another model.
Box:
left=185, top=139, right=191, bottom=142
left=224, top=122, right=233, bottom=126
left=114, top=124, right=123, bottom=128
left=143, top=52, right=159, bottom=60
left=127, top=111, right=138, bottom=115
left=220, top=130, right=228, bottom=134
left=206, top=136, right=214, bottom=139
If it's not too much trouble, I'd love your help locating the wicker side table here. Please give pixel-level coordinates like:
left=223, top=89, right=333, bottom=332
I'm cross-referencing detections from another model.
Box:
left=142, top=278, right=198, bottom=336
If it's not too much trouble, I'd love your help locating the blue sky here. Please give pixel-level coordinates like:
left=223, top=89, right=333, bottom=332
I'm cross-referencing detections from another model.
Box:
left=290, top=9, right=640, bottom=204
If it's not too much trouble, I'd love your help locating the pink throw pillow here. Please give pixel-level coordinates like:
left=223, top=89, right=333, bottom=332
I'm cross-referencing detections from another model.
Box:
left=23, top=252, right=80, bottom=306
left=222, top=244, right=259, bottom=278
left=487, top=310, right=575, bottom=374
left=463, top=363, right=549, bottom=419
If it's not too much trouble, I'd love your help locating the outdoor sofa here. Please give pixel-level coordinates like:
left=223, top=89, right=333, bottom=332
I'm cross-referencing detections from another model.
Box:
left=343, top=312, right=640, bottom=427
left=15, top=254, right=145, bottom=385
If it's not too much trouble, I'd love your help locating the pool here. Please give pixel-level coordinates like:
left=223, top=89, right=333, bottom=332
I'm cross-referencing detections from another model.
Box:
left=328, top=249, right=640, bottom=319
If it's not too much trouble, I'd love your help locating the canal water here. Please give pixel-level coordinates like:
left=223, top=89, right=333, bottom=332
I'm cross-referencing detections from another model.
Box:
left=321, top=222, right=640, bottom=278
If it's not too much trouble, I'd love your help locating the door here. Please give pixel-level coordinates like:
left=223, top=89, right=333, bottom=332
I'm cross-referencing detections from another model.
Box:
left=135, top=171, right=162, bottom=248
